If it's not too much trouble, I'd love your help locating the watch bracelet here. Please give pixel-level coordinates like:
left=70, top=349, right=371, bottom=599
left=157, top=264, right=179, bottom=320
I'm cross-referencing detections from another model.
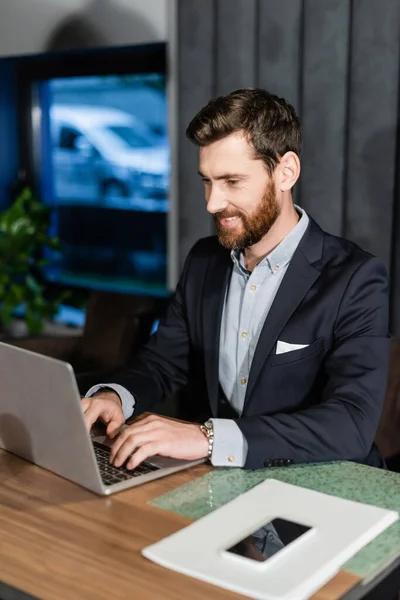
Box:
left=200, top=422, right=214, bottom=459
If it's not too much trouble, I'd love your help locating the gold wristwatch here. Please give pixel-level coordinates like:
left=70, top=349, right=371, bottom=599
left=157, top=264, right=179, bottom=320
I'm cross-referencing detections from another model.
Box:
left=200, top=419, right=214, bottom=459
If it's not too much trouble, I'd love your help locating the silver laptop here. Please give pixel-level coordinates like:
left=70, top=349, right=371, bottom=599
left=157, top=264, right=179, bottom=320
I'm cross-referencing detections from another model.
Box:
left=0, top=342, right=204, bottom=495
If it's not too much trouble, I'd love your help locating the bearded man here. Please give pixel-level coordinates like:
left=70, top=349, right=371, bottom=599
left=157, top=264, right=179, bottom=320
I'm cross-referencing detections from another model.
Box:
left=82, top=88, right=390, bottom=471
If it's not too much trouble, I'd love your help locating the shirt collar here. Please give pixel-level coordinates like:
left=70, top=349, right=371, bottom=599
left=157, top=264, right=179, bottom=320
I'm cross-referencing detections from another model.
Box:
left=230, top=248, right=249, bottom=276
left=230, top=205, right=309, bottom=275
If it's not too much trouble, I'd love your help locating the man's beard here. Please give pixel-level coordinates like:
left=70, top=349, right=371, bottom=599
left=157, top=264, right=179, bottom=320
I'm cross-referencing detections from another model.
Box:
left=214, top=180, right=280, bottom=250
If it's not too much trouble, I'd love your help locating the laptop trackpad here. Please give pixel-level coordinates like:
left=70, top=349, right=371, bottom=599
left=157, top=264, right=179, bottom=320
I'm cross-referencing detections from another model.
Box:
left=147, top=455, right=192, bottom=468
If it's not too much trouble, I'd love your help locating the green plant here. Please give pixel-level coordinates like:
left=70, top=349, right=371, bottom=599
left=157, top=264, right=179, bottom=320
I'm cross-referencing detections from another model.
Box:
left=0, top=187, right=68, bottom=334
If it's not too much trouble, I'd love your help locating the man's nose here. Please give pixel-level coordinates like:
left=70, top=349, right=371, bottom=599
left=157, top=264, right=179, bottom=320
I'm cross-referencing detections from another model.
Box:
left=206, top=187, right=228, bottom=214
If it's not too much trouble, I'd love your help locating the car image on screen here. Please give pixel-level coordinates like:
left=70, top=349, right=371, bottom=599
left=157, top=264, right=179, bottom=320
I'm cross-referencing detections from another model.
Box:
left=50, top=104, right=169, bottom=211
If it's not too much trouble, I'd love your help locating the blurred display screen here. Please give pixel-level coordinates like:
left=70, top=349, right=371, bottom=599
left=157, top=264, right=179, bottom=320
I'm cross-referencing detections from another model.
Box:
left=37, top=72, right=169, bottom=296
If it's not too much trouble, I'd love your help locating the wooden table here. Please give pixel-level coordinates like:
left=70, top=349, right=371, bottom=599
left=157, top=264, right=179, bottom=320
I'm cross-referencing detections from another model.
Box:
left=0, top=448, right=370, bottom=600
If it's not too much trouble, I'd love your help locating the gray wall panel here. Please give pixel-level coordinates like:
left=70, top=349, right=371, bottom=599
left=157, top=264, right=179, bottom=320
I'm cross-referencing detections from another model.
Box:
left=257, top=0, right=303, bottom=112
left=345, top=0, right=400, bottom=267
left=177, top=0, right=216, bottom=266
left=299, top=0, right=349, bottom=234
left=215, top=0, right=258, bottom=94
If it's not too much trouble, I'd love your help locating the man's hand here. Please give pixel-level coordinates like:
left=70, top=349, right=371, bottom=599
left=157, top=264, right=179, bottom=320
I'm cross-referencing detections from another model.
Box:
left=109, top=414, right=209, bottom=469
left=81, top=391, right=125, bottom=439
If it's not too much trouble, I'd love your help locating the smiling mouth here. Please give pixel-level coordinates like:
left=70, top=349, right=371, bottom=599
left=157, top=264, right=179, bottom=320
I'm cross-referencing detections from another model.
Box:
left=218, top=215, right=241, bottom=227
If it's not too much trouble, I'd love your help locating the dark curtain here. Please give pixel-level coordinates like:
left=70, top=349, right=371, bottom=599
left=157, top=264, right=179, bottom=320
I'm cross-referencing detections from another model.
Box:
left=177, top=0, right=400, bottom=332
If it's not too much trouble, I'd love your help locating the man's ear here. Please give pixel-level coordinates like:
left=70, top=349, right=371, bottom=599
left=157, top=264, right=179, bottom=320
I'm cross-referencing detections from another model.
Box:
left=277, top=152, right=301, bottom=191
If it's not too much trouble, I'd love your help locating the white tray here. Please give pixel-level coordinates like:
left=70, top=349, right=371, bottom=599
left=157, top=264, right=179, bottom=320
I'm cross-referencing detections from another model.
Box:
left=142, top=478, right=398, bottom=600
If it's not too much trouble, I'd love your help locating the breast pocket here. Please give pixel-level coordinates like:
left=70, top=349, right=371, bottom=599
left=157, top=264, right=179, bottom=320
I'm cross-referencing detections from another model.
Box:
left=269, top=337, right=324, bottom=366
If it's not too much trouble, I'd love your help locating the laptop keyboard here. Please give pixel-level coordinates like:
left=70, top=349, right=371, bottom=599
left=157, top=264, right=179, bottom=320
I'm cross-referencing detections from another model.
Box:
left=93, top=441, right=160, bottom=486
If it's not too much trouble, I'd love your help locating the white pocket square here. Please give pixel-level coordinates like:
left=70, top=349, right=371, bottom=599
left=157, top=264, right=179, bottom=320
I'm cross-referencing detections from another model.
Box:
left=276, top=340, right=309, bottom=355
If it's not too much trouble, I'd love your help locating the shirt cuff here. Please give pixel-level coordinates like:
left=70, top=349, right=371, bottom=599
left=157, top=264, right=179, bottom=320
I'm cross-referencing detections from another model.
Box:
left=209, top=419, right=248, bottom=467
left=85, top=383, right=135, bottom=421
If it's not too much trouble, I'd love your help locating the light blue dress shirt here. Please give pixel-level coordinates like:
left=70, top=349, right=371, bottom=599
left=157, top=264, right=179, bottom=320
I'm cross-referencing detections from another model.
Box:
left=87, top=207, right=309, bottom=467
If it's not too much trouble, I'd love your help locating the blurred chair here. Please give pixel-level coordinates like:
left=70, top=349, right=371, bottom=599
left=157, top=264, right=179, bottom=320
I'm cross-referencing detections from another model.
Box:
left=7, top=291, right=161, bottom=395
left=376, top=337, right=400, bottom=472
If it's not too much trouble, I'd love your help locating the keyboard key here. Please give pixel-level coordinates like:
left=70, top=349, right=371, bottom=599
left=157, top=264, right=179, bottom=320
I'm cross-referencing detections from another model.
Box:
left=92, top=441, right=160, bottom=486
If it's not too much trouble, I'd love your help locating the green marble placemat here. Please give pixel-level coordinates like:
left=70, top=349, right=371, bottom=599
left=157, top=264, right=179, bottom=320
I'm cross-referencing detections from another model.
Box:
left=149, top=461, right=400, bottom=581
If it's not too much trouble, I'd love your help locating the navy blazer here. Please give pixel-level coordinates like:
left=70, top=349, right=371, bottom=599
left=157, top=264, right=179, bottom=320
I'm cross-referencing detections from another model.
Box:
left=112, top=217, right=390, bottom=469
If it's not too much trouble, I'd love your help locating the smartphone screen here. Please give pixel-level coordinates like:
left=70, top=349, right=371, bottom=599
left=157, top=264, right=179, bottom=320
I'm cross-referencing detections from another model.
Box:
left=226, top=518, right=312, bottom=562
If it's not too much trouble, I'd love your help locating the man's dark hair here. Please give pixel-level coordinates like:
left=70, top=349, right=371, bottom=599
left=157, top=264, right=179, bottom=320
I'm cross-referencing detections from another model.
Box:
left=186, top=88, right=301, bottom=175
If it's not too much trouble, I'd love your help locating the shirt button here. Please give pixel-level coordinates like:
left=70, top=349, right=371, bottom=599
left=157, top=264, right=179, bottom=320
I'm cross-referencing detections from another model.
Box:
left=250, top=285, right=257, bottom=291
left=228, top=456, right=235, bottom=463
left=241, top=331, right=248, bottom=338
left=273, top=265, right=279, bottom=271
left=240, top=377, right=247, bottom=385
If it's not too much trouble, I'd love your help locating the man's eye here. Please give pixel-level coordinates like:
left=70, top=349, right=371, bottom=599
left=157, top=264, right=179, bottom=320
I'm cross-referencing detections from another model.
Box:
left=227, top=180, right=239, bottom=186
left=202, top=179, right=211, bottom=185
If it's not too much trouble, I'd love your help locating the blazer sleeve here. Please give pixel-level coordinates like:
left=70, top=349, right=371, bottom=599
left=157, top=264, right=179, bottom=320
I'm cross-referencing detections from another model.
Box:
left=105, top=244, right=196, bottom=414
left=236, top=256, right=390, bottom=469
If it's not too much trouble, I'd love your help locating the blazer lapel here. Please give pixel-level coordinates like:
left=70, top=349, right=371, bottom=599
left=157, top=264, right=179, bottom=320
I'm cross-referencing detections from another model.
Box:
left=244, top=219, right=324, bottom=406
left=202, top=248, right=233, bottom=416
